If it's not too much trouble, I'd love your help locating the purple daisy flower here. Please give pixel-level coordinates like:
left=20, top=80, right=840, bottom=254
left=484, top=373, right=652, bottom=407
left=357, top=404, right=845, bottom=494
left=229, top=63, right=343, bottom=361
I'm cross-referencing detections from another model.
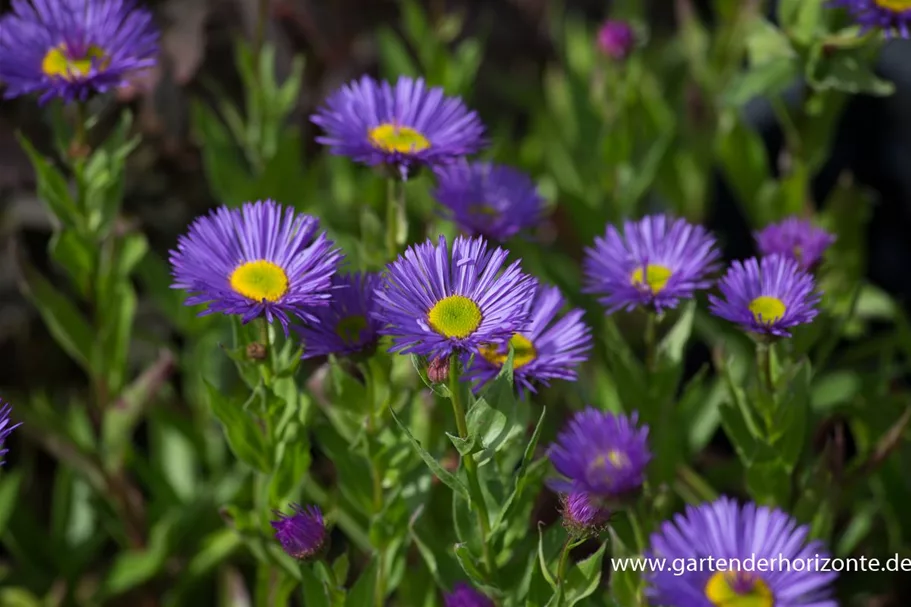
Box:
left=444, top=582, right=494, bottom=607
left=372, top=235, right=535, bottom=360
left=561, top=492, right=611, bottom=536
left=295, top=272, right=382, bottom=359
left=754, top=217, right=836, bottom=271
left=583, top=215, right=721, bottom=314
left=270, top=503, right=327, bottom=560
left=646, top=497, right=838, bottom=607
left=169, top=200, right=342, bottom=334
left=708, top=255, right=820, bottom=338
left=465, top=282, right=592, bottom=394
left=0, top=400, right=21, bottom=465
left=597, top=19, right=636, bottom=60
left=311, top=75, right=486, bottom=178
left=547, top=408, right=651, bottom=499
left=0, top=0, right=158, bottom=103
left=433, top=160, right=545, bottom=241
left=830, top=0, right=911, bottom=38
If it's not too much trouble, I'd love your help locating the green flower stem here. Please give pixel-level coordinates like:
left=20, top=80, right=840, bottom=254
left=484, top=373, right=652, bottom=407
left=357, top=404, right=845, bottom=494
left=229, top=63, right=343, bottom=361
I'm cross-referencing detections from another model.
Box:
left=555, top=538, right=573, bottom=584
left=448, top=354, right=495, bottom=580
left=644, top=312, right=658, bottom=373
left=385, top=178, right=406, bottom=260
left=362, top=363, right=387, bottom=606
left=385, top=179, right=397, bottom=259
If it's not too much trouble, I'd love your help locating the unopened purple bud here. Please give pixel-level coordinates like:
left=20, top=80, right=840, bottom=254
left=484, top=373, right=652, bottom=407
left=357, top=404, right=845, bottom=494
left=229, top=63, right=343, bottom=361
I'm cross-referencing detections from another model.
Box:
left=270, top=503, right=327, bottom=560
left=597, top=20, right=636, bottom=61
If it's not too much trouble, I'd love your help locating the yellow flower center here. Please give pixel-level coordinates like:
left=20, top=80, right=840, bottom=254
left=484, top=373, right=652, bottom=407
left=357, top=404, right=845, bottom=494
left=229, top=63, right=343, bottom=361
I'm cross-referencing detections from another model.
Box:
left=368, top=123, right=431, bottom=154
left=468, top=203, right=499, bottom=218
left=705, top=571, right=774, bottom=607
left=478, top=333, right=537, bottom=369
left=874, top=0, right=911, bottom=11
left=42, top=45, right=109, bottom=80
left=748, top=296, right=786, bottom=325
left=427, top=295, right=483, bottom=339
left=229, top=260, right=289, bottom=302
left=586, top=449, right=629, bottom=485
left=631, top=264, right=673, bottom=294
left=336, top=315, right=368, bottom=344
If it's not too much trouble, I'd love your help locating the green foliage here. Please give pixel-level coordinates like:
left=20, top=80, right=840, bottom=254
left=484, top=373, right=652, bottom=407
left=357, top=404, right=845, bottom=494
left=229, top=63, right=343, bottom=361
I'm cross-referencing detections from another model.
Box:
left=5, top=0, right=909, bottom=605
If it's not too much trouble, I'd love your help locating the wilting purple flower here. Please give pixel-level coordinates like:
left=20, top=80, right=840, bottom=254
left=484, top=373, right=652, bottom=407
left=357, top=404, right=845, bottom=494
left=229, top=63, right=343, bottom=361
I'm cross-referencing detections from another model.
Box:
left=444, top=582, right=494, bottom=607
left=169, top=200, right=342, bottom=334
left=466, top=282, right=592, bottom=394
left=311, top=75, right=486, bottom=178
left=295, top=272, right=382, bottom=359
left=561, top=492, right=611, bottom=536
left=829, top=0, right=911, bottom=38
left=0, top=401, right=21, bottom=465
left=709, top=255, right=821, bottom=338
left=597, top=19, right=636, bottom=60
left=547, top=408, right=651, bottom=499
left=270, top=503, right=327, bottom=560
left=0, top=0, right=159, bottom=103
left=584, top=215, right=721, bottom=314
left=754, top=217, right=835, bottom=270
left=433, top=160, right=545, bottom=241
left=646, top=497, right=838, bottom=607
left=372, top=235, right=535, bottom=360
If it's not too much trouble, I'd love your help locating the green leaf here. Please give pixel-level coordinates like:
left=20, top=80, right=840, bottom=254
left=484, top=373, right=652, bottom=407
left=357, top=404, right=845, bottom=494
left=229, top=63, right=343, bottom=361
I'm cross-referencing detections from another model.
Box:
left=658, top=301, right=696, bottom=364
left=345, top=558, right=378, bottom=607
left=101, top=516, right=172, bottom=596
left=777, top=0, right=824, bottom=45
left=15, top=252, right=96, bottom=373
left=0, top=471, right=23, bottom=535
left=536, top=526, right=558, bottom=590
left=48, top=230, right=93, bottom=295
left=564, top=542, right=608, bottom=605
left=204, top=382, right=270, bottom=473
left=492, top=406, right=548, bottom=539
left=269, top=426, right=312, bottom=504
left=807, top=45, right=895, bottom=96
left=301, top=563, right=331, bottom=607
left=454, top=543, right=493, bottom=591
left=390, top=407, right=469, bottom=500
left=16, top=134, right=80, bottom=228
left=715, top=112, right=774, bottom=223
left=722, top=58, right=800, bottom=107
left=746, top=19, right=796, bottom=64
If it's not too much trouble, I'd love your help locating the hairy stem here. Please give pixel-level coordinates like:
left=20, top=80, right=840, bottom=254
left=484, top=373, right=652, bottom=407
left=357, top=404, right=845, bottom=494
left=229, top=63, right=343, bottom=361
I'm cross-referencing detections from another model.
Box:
left=448, top=354, right=495, bottom=580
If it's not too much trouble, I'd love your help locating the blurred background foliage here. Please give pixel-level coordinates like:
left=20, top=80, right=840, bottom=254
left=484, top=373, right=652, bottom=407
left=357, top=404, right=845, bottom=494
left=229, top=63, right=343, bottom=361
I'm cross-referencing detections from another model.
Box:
left=2, top=0, right=911, bottom=605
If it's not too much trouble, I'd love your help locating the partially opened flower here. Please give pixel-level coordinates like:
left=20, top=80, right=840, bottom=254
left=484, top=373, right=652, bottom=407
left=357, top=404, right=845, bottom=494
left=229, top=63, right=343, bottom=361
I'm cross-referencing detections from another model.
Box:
left=830, top=0, right=911, bottom=38
left=270, top=503, right=327, bottom=560
left=0, top=400, right=21, bottom=465
left=466, top=282, right=592, bottom=394
left=0, top=0, right=159, bottom=103
left=433, top=160, right=545, bottom=241
left=709, top=255, right=820, bottom=338
left=372, top=235, right=535, bottom=360
left=444, top=582, right=494, bottom=607
left=584, top=215, right=720, bottom=314
left=311, top=75, right=486, bottom=178
left=169, top=200, right=342, bottom=334
left=295, top=272, right=382, bottom=359
left=754, top=217, right=835, bottom=270
left=547, top=408, right=651, bottom=499
left=561, top=492, right=611, bottom=536
left=646, top=497, right=838, bottom=607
